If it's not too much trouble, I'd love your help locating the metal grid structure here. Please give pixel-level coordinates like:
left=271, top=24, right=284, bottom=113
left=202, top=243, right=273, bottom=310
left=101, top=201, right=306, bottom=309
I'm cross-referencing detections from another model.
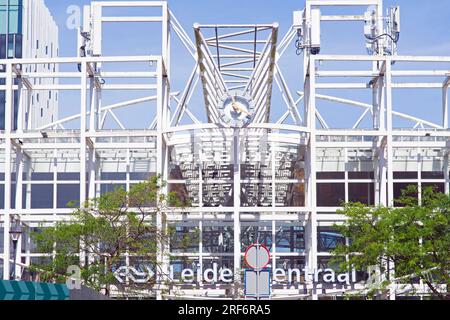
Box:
left=0, top=0, right=449, bottom=299
left=0, top=0, right=59, bottom=130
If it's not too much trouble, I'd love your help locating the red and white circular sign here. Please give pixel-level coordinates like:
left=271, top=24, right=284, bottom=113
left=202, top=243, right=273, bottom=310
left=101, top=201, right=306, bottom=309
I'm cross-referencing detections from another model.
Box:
left=244, top=244, right=270, bottom=270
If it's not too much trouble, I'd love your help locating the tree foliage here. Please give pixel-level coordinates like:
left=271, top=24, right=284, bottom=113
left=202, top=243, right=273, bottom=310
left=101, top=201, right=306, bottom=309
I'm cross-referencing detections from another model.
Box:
left=333, top=186, right=450, bottom=299
left=31, top=176, right=189, bottom=297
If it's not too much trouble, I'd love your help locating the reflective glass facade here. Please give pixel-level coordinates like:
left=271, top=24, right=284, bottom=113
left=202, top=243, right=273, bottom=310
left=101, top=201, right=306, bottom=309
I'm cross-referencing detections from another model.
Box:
left=0, top=0, right=23, bottom=35
left=0, top=0, right=23, bottom=130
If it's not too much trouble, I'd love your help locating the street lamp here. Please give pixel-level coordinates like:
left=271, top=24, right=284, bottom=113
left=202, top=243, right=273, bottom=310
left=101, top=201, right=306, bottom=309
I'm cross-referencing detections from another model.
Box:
left=9, top=215, right=22, bottom=280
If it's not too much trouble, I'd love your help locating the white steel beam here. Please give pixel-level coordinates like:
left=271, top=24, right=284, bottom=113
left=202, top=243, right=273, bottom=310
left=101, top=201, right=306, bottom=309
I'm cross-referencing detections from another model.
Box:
left=2, top=63, right=13, bottom=280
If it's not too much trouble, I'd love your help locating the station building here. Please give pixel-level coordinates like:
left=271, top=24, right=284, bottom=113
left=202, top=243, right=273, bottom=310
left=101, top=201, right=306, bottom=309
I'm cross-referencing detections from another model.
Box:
left=0, top=0, right=448, bottom=299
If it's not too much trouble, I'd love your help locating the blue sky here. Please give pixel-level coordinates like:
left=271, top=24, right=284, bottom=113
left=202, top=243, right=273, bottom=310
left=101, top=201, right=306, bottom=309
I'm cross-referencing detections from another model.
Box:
left=43, top=0, right=450, bottom=129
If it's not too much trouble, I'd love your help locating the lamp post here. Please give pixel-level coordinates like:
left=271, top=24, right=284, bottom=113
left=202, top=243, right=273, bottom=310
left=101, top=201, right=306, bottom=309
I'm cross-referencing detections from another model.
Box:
left=9, top=215, right=22, bottom=280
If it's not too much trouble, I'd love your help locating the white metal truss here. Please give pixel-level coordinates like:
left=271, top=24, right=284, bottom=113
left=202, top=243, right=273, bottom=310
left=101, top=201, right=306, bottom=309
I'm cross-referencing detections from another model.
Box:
left=194, top=24, right=278, bottom=124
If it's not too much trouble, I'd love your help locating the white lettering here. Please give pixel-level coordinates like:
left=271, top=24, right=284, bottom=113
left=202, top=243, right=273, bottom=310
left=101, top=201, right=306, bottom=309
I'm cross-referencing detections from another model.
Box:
left=124, top=264, right=359, bottom=285
left=66, top=5, right=81, bottom=30
left=220, top=268, right=233, bottom=283
left=322, top=269, right=336, bottom=283
left=337, top=272, right=350, bottom=285
left=288, top=268, right=301, bottom=283
left=181, top=269, right=194, bottom=283
left=203, top=263, right=218, bottom=283
left=273, top=268, right=286, bottom=282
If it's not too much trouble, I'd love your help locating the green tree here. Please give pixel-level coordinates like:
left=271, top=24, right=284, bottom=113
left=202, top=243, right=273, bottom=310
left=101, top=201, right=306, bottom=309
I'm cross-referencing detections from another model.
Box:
left=333, top=186, right=450, bottom=300
left=31, top=176, right=189, bottom=298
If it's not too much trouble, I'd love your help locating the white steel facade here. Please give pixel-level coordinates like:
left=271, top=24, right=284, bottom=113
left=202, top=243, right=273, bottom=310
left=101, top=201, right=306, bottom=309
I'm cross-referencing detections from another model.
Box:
left=0, top=0, right=448, bottom=299
left=0, top=0, right=59, bottom=130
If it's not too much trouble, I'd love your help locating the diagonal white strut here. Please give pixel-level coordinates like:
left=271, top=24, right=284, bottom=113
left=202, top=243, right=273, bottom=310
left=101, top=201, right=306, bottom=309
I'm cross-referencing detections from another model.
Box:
left=194, top=24, right=279, bottom=125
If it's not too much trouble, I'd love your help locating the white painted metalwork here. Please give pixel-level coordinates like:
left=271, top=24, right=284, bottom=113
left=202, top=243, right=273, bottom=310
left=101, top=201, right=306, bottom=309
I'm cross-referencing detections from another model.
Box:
left=0, top=0, right=448, bottom=300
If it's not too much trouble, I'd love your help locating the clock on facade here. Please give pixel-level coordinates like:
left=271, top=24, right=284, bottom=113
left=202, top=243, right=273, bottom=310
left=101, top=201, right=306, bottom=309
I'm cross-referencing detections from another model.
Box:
left=219, top=93, right=254, bottom=127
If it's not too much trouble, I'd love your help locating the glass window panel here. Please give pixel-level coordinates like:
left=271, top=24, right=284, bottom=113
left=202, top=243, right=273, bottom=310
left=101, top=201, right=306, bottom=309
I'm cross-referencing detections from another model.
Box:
left=30, top=257, right=53, bottom=270
left=275, top=225, right=305, bottom=253
left=317, top=172, right=345, bottom=180
left=393, top=171, right=417, bottom=179
left=275, top=183, right=305, bottom=207
left=26, top=227, right=45, bottom=254
left=348, top=171, right=374, bottom=179
left=202, top=257, right=234, bottom=270
left=317, top=227, right=345, bottom=252
left=421, top=171, right=444, bottom=179
left=318, top=257, right=338, bottom=269
left=241, top=183, right=271, bottom=207
left=394, top=183, right=418, bottom=206
left=130, top=172, right=154, bottom=181
left=169, top=183, right=194, bottom=206
left=0, top=184, right=3, bottom=209
left=57, top=172, right=80, bottom=181
left=31, top=172, right=53, bottom=181
left=170, top=164, right=188, bottom=180
left=317, top=183, right=345, bottom=207
left=129, top=183, right=157, bottom=207
left=169, top=225, right=199, bottom=253
left=31, top=184, right=53, bottom=208
left=348, top=183, right=374, bottom=205
left=203, top=183, right=233, bottom=207
left=7, top=34, right=14, bottom=58
left=9, top=183, right=26, bottom=209
left=275, top=257, right=305, bottom=270
left=0, top=1, right=22, bottom=34
left=169, top=163, right=199, bottom=180
left=0, top=34, right=6, bottom=59
left=202, top=163, right=233, bottom=180
left=422, top=183, right=445, bottom=194
left=275, top=163, right=304, bottom=180
left=14, top=33, right=22, bottom=58
left=1, top=1, right=22, bottom=7
left=57, top=184, right=80, bottom=208
left=241, top=224, right=272, bottom=251
left=100, top=184, right=126, bottom=195
left=203, top=225, right=233, bottom=253
left=100, top=172, right=126, bottom=180
left=241, top=163, right=271, bottom=179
